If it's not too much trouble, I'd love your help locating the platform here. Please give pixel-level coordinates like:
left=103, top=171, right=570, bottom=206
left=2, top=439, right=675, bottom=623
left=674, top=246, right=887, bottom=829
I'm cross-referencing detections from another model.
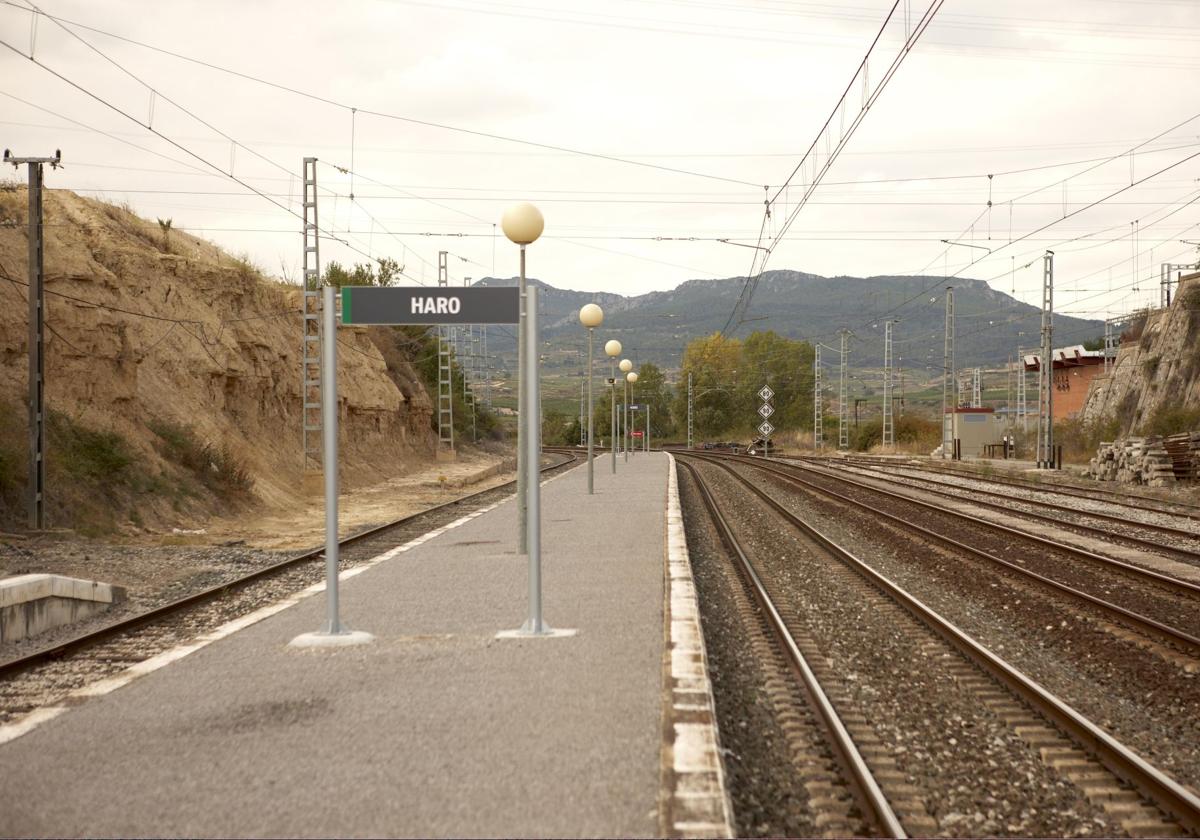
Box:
left=0, top=452, right=731, bottom=838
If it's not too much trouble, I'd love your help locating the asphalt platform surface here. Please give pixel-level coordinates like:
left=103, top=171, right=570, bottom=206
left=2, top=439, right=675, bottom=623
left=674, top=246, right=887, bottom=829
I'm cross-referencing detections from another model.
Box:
left=0, top=452, right=670, bottom=838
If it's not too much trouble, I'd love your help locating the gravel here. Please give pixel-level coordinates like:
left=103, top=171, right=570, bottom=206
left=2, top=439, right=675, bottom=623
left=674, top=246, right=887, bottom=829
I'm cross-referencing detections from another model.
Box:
left=685, top=457, right=1129, bottom=837
left=736, top=458, right=1200, bottom=798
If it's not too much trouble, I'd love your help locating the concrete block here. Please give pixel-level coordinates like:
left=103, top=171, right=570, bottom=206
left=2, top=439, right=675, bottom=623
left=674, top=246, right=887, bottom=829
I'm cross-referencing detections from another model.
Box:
left=1, top=574, right=127, bottom=644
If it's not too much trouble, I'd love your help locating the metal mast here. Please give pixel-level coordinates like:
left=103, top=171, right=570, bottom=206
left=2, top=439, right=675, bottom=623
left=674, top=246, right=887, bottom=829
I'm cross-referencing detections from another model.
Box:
left=301, top=157, right=322, bottom=474
left=687, top=372, right=694, bottom=450
left=1036, top=251, right=1055, bottom=468
left=813, top=344, right=823, bottom=449
left=437, top=251, right=454, bottom=455
left=941, top=287, right=954, bottom=458
left=971, top=367, right=981, bottom=408
left=1016, top=346, right=1029, bottom=432
left=1161, top=261, right=1199, bottom=308
left=5, top=149, right=60, bottom=529
left=882, top=319, right=896, bottom=449
left=838, top=329, right=850, bottom=450
left=1103, top=319, right=1116, bottom=376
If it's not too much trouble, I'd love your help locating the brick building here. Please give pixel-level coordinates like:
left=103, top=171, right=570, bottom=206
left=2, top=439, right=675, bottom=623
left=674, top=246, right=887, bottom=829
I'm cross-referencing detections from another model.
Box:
left=1022, top=345, right=1106, bottom=420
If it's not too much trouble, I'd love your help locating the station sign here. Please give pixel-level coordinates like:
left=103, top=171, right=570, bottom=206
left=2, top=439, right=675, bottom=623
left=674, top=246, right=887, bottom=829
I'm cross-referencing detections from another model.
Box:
left=340, top=285, right=520, bottom=325
left=628, top=404, right=642, bottom=411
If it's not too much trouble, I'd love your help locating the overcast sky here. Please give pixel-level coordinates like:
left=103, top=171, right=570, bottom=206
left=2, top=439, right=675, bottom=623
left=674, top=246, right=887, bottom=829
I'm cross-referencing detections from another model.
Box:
left=3, top=0, right=1199, bottom=329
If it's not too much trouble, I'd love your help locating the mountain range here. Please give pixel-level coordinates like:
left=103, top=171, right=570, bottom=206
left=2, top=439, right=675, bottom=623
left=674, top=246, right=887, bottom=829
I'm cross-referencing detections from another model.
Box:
left=476, top=270, right=1104, bottom=379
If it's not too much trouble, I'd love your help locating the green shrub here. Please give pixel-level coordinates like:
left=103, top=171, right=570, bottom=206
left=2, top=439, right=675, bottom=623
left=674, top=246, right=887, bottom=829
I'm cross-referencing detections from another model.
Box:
left=1142, top=403, right=1200, bottom=437
left=49, top=412, right=133, bottom=483
left=148, top=419, right=253, bottom=497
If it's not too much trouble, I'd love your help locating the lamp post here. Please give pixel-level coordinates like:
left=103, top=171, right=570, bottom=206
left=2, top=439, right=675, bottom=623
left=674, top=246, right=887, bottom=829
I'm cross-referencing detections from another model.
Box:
left=626, top=370, right=638, bottom=461
left=579, top=304, right=604, bottom=494
left=605, top=340, right=622, bottom=474
left=619, top=359, right=633, bottom=462
left=501, top=202, right=543, bottom=556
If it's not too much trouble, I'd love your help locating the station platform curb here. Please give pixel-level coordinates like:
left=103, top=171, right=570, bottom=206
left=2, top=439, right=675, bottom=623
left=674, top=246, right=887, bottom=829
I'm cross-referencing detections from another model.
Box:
left=660, top=454, right=735, bottom=838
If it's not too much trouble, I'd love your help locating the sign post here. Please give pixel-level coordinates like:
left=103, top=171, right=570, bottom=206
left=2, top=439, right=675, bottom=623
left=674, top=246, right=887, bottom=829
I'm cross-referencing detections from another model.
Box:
left=290, top=284, right=376, bottom=648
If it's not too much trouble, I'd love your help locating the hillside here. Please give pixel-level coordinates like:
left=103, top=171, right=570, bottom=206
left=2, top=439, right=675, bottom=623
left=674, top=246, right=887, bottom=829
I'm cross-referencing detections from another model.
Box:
left=1082, top=277, right=1200, bottom=436
left=480, top=270, right=1104, bottom=376
left=0, top=187, right=437, bottom=532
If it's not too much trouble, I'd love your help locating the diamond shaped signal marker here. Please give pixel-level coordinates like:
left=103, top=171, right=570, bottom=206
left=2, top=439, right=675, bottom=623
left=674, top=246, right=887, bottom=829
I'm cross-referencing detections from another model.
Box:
left=758, top=403, right=775, bottom=418
left=758, top=385, right=775, bottom=402
left=758, top=421, right=775, bottom=437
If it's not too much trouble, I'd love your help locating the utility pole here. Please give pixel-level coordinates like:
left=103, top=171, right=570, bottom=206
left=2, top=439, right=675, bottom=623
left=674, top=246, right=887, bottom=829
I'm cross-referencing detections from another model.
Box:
left=1037, top=251, right=1055, bottom=468
left=5, top=149, right=60, bottom=530
left=687, top=372, right=694, bottom=450
left=838, top=329, right=851, bottom=450
left=300, top=156, right=322, bottom=477
left=437, top=251, right=454, bottom=457
left=941, top=287, right=954, bottom=458
left=813, top=344, right=823, bottom=449
left=882, top=319, right=897, bottom=449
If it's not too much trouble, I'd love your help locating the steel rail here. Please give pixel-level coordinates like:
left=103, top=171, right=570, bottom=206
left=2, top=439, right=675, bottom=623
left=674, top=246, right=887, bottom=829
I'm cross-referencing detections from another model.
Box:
left=678, top=452, right=1200, bottom=834
left=688, top=453, right=1200, bottom=655
left=816, top=458, right=1200, bottom=559
left=758, top=456, right=1200, bottom=599
left=0, top=452, right=579, bottom=679
left=677, top=458, right=906, bottom=839
left=817, top=454, right=1200, bottom=520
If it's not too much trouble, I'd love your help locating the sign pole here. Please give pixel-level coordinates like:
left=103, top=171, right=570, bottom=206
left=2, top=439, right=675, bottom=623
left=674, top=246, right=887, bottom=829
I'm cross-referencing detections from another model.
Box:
left=290, top=284, right=373, bottom=648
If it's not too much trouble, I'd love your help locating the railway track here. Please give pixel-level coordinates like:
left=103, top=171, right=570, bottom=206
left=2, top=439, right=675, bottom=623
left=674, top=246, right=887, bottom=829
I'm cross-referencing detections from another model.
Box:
left=676, top=452, right=1200, bottom=837
left=739, top=455, right=1200, bottom=634
left=818, top=458, right=1200, bottom=560
left=822, top=455, right=1200, bottom=521
left=0, top=452, right=578, bottom=718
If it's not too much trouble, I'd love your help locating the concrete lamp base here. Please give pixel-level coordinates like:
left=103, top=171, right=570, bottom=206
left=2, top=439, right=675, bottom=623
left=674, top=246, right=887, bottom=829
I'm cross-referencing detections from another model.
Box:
left=495, top=624, right=578, bottom=640
left=288, top=630, right=376, bottom=649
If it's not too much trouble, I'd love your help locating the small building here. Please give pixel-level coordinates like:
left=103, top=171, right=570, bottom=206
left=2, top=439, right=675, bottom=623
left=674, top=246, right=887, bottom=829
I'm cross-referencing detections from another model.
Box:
left=947, top=406, right=1005, bottom=458
left=1022, top=345, right=1106, bottom=420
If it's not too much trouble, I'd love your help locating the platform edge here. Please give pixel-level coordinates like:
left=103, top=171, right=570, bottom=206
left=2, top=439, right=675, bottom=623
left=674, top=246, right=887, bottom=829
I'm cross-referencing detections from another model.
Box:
left=659, top=453, right=735, bottom=839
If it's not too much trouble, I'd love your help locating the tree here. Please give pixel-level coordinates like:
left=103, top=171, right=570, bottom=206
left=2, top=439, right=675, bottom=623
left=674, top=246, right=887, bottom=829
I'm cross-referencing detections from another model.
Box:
left=324, top=257, right=403, bottom=287
left=673, top=333, right=742, bottom=437
left=629, top=362, right=675, bottom=440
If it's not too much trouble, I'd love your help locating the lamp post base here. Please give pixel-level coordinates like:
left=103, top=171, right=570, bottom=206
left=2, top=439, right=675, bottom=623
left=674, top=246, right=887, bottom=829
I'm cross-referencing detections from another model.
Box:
left=288, top=629, right=376, bottom=648
left=495, top=621, right=578, bottom=639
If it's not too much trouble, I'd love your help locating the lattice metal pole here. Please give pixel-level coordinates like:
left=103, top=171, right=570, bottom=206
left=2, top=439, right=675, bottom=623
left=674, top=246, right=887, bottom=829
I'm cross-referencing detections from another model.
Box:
left=838, top=329, right=850, bottom=450
left=300, top=157, right=323, bottom=475
left=882, top=320, right=896, bottom=449
left=972, top=367, right=981, bottom=408
left=437, top=251, right=454, bottom=455
left=1104, top=319, right=1115, bottom=376
left=813, top=344, right=823, bottom=449
left=1017, top=346, right=1029, bottom=433
left=687, top=372, right=694, bottom=450
left=1037, top=251, right=1055, bottom=468
left=941, top=288, right=954, bottom=458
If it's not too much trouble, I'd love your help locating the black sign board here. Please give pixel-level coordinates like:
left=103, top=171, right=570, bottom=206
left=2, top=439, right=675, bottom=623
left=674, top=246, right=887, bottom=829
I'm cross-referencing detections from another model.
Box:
left=340, top=286, right=520, bottom=325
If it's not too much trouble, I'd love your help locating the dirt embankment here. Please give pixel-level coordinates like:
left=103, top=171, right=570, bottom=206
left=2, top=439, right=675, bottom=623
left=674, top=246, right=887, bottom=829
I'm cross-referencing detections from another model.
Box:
left=0, top=187, right=440, bottom=533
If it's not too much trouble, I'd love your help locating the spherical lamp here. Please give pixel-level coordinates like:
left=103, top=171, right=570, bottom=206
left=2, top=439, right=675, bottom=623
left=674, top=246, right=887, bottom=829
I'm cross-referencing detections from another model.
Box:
left=626, top=371, right=638, bottom=383
left=605, top=339, right=622, bottom=358
left=619, top=358, right=633, bottom=373
left=501, top=202, right=544, bottom=245
left=579, top=303, right=604, bottom=328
